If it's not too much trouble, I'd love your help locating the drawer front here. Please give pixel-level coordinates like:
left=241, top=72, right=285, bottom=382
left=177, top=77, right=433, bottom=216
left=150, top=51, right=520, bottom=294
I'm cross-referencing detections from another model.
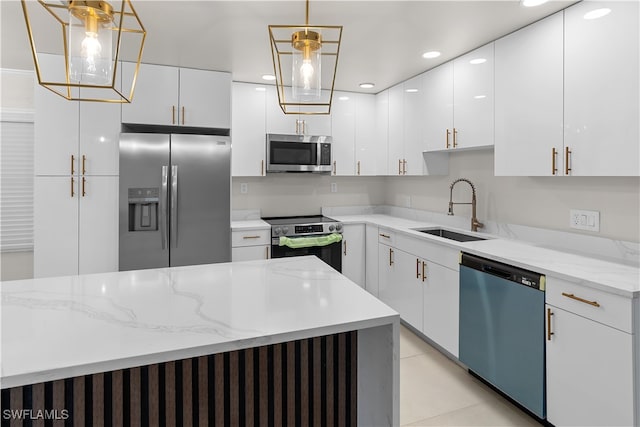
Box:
left=546, top=276, right=632, bottom=333
left=231, top=229, right=270, bottom=247
left=377, top=227, right=396, bottom=246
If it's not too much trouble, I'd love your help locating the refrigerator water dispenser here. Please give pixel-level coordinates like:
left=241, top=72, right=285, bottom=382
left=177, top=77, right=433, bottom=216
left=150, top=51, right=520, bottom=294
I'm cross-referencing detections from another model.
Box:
left=128, top=188, right=159, bottom=231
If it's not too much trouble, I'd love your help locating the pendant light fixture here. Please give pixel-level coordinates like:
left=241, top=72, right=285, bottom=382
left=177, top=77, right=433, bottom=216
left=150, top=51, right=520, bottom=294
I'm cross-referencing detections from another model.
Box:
left=268, top=0, right=342, bottom=114
left=21, top=0, right=145, bottom=103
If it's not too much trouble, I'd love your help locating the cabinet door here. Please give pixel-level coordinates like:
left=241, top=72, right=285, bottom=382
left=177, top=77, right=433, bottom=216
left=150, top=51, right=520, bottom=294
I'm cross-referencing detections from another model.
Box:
left=265, top=86, right=299, bottom=134
left=403, top=76, right=425, bottom=176
left=422, top=261, right=459, bottom=357
left=374, top=90, right=389, bottom=175
left=34, top=55, right=79, bottom=176
left=121, top=63, right=179, bottom=126
left=34, top=176, right=78, bottom=278
left=423, top=62, right=453, bottom=152
left=79, top=100, right=121, bottom=175
left=387, top=84, right=404, bottom=175
left=364, top=224, right=379, bottom=296
left=232, top=82, right=266, bottom=176
left=494, top=13, right=564, bottom=176
left=453, top=43, right=494, bottom=149
left=564, top=1, right=639, bottom=176
left=78, top=176, right=118, bottom=274
left=546, top=305, right=634, bottom=426
left=232, top=245, right=270, bottom=262
left=341, top=224, right=365, bottom=287
left=354, top=93, right=377, bottom=176
left=331, top=92, right=356, bottom=176
left=179, top=68, right=231, bottom=128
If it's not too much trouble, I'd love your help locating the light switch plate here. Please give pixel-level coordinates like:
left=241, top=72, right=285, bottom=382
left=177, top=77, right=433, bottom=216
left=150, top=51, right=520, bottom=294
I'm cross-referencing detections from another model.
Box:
left=240, top=183, right=248, bottom=194
left=569, top=209, right=600, bottom=232
left=330, top=183, right=337, bottom=193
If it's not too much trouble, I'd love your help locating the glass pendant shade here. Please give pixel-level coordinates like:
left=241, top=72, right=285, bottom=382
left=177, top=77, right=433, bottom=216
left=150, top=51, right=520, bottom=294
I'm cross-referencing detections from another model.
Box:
left=68, top=5, right=113, bottom=85
left=291, top=38, right=321, bottom=101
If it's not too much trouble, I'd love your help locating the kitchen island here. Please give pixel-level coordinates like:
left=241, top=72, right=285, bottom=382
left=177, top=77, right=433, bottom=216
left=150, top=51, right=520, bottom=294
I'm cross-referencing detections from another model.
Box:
left=1, top=256, right=399, bottom=426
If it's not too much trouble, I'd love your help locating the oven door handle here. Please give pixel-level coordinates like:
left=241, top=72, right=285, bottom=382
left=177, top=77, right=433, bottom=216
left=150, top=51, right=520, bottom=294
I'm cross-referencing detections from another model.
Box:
left=276, top=234, right=343, bottom=249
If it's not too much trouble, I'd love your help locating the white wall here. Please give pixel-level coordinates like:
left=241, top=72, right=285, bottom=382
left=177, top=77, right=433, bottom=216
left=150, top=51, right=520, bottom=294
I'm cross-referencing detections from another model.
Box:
left=386, top=149, right=640, bottom=242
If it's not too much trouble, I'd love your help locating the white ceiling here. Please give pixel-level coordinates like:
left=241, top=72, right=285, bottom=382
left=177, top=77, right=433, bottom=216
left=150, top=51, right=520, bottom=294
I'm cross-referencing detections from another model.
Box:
left=1, top=0, right=576, bottom=93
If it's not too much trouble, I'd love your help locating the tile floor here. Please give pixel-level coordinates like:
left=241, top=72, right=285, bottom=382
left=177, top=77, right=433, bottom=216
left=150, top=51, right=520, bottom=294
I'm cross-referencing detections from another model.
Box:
left=399, top=325, right=542, bottom=426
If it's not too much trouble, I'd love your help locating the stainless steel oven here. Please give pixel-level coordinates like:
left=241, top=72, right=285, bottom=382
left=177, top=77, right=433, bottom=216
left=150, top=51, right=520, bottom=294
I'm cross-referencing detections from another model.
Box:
left=262, top=215, right=343, bottom=272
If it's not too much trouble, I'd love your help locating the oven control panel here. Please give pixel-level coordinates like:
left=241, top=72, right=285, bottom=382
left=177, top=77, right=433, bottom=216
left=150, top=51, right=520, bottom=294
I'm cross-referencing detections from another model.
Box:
left=272, top=222, right=342, bottom=236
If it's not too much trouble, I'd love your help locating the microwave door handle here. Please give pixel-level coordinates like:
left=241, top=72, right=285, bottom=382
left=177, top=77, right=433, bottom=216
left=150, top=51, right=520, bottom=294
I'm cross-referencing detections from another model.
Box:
left=160, top=166, right=168, bottom=250
left=318, top=142, right=322, bottom=167
left=171, top=165, right=178, bottom=248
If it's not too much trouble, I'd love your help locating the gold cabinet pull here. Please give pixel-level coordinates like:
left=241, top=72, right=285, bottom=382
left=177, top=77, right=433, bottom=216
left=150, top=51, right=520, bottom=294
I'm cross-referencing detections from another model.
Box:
left=547, top=308, right=554, bottom=341
left=416, top=258, right=421, bottom=279
left=389, top=248, right=394, bottom=266
left=172, top=106, right=176, bottom=124
left=81, top=177, right=86, bottom=197
left=402, top=159, right=407, bottom=175
left=182, top=106, right=185, bottom=125
left=398, top=159, right=402, bottom=175
left=551, top=147, right=558, bottom=175
left=446, top=128, right=451, bottom=148
left=265, top=246, right=269, bottom=259
left=71, top=177, right=75, bottom=197
left=357, top=161, right=361, bottom=176
left=422, top=261, right=426, bottom=282
left=261, top=159, right=264, bottom=176
left=242, top=235, right=261, bottom=239
left=565, top=146, right=572, bottom=175
left=333, top=160, right=337, bottom=175
left=82, top=154, right=86, bottom=175
left=71, top=154, right=75, bottom=175
left=344, top=241, right=347, bottom=256
left=453, top=128, right=458, bottom=148
left=379, top=233, right=390, bottom=239
left=562, top=292, right=600, bottom=307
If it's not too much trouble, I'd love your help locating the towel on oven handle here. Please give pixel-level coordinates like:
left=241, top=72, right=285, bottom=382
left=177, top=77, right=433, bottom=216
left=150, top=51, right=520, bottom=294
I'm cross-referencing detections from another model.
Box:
left=279, top=233, right=343, bottom=248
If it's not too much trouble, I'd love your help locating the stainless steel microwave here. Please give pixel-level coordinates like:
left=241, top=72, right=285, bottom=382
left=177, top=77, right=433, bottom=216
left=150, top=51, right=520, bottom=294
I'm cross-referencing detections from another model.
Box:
left=266, top=134, right=332, bottom=173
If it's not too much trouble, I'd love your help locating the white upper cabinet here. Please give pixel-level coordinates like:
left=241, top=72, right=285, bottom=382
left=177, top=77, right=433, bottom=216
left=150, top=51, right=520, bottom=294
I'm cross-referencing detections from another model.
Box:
left=121, top=63, right=231, bottom=128
left=232, top=82, right=267, bottom=177
left=402, top=75, right=425, bottom=176
left=564, top=0, right=639, bottom=176
left=79, top=98, right=121, bottom=176
left=331, top=92, right=356, bottom=175
left=423, top=43, right=494, bottom=152
left=374, top=90, right=389, bottom=176
left=265, top=86, right=331, bottom=135
left=354, top=93, right=378, bottom=176
left=387, top=83, right=405, bottom=175
left=494, top=13, right=564, bottom=176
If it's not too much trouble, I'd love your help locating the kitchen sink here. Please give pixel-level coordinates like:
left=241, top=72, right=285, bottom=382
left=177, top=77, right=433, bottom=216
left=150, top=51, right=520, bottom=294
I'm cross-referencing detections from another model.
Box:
left=413, top=228, right=487, bottom=242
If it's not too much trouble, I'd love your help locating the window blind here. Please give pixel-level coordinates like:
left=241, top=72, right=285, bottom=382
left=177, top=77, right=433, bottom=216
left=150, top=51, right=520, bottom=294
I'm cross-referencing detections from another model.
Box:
left=1, top=111, right=34, bottom=252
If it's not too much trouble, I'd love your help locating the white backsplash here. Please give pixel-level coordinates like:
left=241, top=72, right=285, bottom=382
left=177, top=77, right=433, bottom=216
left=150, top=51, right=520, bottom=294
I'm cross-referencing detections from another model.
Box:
left=322, top=205, right=640, bottom=266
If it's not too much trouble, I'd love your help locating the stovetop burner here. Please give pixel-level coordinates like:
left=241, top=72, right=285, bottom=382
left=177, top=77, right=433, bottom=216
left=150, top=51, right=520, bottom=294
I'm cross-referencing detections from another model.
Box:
left=262, top=215, right=342, bottom=237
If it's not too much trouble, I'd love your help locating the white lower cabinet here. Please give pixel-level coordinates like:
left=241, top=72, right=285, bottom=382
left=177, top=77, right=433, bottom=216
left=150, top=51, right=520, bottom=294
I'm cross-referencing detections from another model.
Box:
left=341, top=224, right=365, bottom=287
left=231, top=229, right=270, bottom=262
left=231, top=245, right=270, bottom=262
left=364, top=224, right=379, bottom=297
left=34, top=176, right=118, bottom=278
left=422, top=260, right=459, bottom=357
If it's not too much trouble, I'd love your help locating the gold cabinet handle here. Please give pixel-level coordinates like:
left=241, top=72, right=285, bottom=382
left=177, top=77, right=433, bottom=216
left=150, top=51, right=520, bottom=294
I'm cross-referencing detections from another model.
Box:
left=265, top=246, right=269, bottom=259
left=565, top=146, right=571, bottom=175
left=182, top=106, right=185, bottom=125
left=82, top=154, right=86, bottom=175
left=398, top=159, right=402, bottom=175
left=402, top=159, right=407, bottom=175
left=261, top=159, right=264, bottom=176
left=547, top=308, right=554, bottom=341
left=551, top=147, right=558, bottom=175
left=562, top=292, right=600, bottom=307
left=172, top=106, right=176, bottom=125
left=344, top=241, right=347, bottom=256
left=453, top=128, right=458, bottom=148
left=242, top=235, right=261, bottom=239
left=446, top=128, right=451, bottom=148
left=422, top=261, right=426, bottom=282
left=357, top=161, right=361, bottom=176
left=416, top=258, right=421, bottom=279
left=71, top=177, right=75, bottom=197
left=71, top=154, right=75, bottom=175
left=389, top=248, right=394, bottom=266
left=379, top=233, right=390, bottom=239
left=333, top=160, right=337, bottom=175
left=81, top=176, right=86, bottom=197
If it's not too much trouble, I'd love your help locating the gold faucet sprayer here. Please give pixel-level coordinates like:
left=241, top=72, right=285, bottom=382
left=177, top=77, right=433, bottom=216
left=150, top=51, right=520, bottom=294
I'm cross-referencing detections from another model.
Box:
left=448, top=178, right=484, bottom=232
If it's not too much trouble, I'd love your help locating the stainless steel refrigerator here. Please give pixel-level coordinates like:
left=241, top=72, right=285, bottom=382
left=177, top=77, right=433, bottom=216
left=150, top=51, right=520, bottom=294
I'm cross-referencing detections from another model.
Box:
left=119, top=133, right=231, bottom=271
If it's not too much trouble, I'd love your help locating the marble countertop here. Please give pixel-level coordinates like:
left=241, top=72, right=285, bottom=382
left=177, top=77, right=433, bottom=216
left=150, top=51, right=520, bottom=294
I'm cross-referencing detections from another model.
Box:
left=1, top=256, right=398, bottom=389
left=329, top=214, right=640, bottom=298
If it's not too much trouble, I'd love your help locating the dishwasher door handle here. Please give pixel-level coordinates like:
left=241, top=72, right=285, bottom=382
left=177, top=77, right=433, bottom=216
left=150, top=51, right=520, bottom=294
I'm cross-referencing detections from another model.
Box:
left=482, top=265, right=512, bottom=280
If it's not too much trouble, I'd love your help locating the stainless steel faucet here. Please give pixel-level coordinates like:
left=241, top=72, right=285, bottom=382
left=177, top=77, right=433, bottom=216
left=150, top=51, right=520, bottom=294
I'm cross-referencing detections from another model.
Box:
left=448, top=178, right=484, bottom=232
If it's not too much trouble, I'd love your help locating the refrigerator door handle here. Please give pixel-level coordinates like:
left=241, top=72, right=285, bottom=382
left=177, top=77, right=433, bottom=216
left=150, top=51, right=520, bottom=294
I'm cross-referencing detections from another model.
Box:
left=171, top=165, right=178, bottom=248
left=160, top=166, right=169, bottom=250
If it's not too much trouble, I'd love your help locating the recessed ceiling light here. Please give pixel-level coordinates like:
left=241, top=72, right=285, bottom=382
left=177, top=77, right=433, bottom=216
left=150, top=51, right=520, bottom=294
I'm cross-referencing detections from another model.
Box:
left=422, top=51, right=441, bottom=59
left=338, top=96, right=350, bottom=101
left=521, top=0, right=549, bottom=7
left=405, top=88, right=419, bottom=93
left=469, top=58, right=487, bottom=65
left=261, top=74, right=276, bottom=81
left=583, top=8, right=611, bottom=20
left=359, top=83, right=375, bottom=89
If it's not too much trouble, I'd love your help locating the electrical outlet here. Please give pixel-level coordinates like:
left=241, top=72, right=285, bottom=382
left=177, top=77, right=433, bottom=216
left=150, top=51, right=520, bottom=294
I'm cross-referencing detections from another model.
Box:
left=330, top=182, right=338, bottom=193
left=240, top=183, right=248, bottom=194
left=569, top=209, right=600, bottom=232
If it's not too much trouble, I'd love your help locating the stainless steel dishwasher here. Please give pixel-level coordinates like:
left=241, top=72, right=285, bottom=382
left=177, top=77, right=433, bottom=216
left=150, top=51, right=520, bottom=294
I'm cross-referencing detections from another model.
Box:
left=459, top=252, right=546, bottom=420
